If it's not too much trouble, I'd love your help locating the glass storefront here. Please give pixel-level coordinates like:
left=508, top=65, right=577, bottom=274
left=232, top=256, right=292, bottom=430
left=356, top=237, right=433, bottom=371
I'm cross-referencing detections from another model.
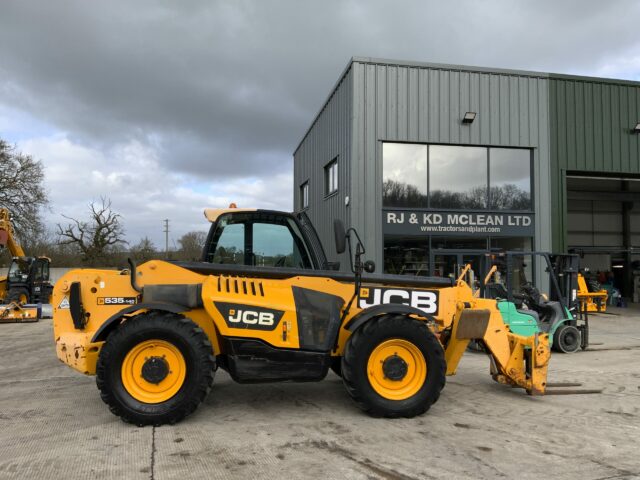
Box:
left=384, top=236, right=430, bottom=276
left=490, top=236, right=532, bottom=251
left=489, top=148, right=532, bottom=210
left=429, top=146, right=487, bottom=209
left=383, top=143, right=532, bottom=211
left=381, top=143, right=428, bottom=207
left=382, top=142, right=535, bottom=280
left=383, top=235, right=533, bottom=278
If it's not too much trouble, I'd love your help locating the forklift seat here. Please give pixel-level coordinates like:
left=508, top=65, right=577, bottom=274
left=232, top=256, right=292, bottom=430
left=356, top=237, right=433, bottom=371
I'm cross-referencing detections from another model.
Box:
left=484, top=282, right=509, bottom=299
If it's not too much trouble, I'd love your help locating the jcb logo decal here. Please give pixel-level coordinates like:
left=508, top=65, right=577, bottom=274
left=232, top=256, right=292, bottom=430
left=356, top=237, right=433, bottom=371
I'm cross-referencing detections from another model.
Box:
left=215, top=302, right=284, bottom=331
left=228, top=308, right=275, bottom=326
left=359, top=287, right=438, bottom=315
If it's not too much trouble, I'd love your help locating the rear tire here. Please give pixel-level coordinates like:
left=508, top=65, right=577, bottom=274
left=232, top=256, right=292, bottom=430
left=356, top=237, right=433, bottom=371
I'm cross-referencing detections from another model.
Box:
left=96, top=311, right=215, bottom=426
left=552, top=324, right=581, bottom=353
left=7, top=287, right=29, bottom=305
left=467, top=340, right=486, bottom=353
left=341, top=315, right=446, bottom=418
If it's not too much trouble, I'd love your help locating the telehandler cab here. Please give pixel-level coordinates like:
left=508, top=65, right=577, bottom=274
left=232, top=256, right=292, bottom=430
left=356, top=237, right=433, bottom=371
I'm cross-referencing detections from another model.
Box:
left=53, top=208, right=554, bottom=426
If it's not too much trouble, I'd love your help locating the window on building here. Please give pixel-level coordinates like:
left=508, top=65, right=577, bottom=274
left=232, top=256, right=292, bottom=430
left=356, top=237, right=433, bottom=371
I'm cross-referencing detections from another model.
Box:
left=300, top=181, right=309, bottom=209
left=325, top=158, right=338, bottom=196
left=429, top=145, right=488, bottom=209
left=431, top=237, right=489, bottom=250
left=383, top=236, right=429, bottom=276
left=490, top=236, right=533, bottom=252
left=381, top=143, right=533, bottom=211
left=489, top=148, right=532, bottom=210
left=382, top=143, right=428, bottom=207
left=430, top=237, right=489, bottom=280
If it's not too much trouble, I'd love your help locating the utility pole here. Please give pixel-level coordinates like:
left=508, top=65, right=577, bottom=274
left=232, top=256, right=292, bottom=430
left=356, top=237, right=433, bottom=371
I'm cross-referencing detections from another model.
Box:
left=163, top=219, right=170, bottom=259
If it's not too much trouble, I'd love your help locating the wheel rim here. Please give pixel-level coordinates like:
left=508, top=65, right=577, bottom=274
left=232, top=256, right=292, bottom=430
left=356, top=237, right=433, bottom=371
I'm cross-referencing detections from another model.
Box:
left=367, top=339, right=427, bottom=400
left=121, top=339, right=187, bottom=404
left=18, top=293, right=27, bottom=304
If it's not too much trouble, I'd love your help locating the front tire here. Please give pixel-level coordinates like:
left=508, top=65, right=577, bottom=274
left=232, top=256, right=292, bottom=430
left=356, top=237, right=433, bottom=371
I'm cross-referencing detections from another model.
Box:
left=7, top=287, right=29, bottom=305
left=552, top=324, right=581, bottom=353
left=96, top=311, right=215, bottom=426
left=341, top=315, right=446, bottom=418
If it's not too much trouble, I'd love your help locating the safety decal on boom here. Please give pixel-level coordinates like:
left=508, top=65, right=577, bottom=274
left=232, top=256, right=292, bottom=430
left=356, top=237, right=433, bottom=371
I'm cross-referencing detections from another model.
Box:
left=359, top=287, right=439, bottom=315
left=214, top=302, right=284, bottom=331
left=58, top=296, right=70, bottom=309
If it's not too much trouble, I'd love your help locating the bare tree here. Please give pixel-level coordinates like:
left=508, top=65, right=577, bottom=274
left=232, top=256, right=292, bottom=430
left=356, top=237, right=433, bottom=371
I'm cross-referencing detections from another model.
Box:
left=130, top=236, right=158, bottom=263
left=57, top=197, right=126, bottom=266
left=0, top=139, right=49, bottom=243
left=177, top=231, right=207, bottom=261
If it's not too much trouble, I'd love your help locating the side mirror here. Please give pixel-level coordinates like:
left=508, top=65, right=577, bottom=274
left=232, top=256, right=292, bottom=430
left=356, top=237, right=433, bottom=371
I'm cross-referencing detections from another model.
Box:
left=363, top=260, right=376, bottom=273
left=334, top=219, right=346, bottom=254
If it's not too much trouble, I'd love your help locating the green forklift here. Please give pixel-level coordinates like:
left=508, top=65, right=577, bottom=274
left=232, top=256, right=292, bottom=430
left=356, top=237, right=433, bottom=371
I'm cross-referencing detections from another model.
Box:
left=479, top=251, right=587, bottom=353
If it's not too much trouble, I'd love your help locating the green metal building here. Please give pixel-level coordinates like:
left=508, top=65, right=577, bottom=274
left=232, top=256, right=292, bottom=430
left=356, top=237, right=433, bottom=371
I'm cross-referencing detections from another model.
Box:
left=294, top=58, right=640, bottom=297
left=550, top=75, right=640, bottom=296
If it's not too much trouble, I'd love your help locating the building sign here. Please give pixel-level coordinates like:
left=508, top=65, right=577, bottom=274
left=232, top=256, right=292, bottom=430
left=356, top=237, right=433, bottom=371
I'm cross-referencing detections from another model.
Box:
left=383, top=210, right=534, bottom=237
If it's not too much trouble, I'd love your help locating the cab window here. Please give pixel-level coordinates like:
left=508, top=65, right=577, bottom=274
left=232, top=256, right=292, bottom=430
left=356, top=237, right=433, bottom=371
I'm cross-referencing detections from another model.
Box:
left=33, top=262, right=44, bottom=282
left=253, top=222, right=306, bottom=268
left=205, top=213, right=313, bottom=269
left=8, top=258, right=30, bottom=281
left=211, top=223, right=245, bottom=264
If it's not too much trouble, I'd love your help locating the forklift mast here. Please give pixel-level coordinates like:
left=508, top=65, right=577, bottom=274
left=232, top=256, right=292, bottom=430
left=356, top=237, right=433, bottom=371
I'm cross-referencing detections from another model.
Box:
left=478, top=251, right=579, bottom=311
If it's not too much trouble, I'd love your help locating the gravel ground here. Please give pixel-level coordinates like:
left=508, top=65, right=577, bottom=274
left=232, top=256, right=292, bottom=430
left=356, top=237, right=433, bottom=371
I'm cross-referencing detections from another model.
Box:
left=0, top=308, right=639, bottom=479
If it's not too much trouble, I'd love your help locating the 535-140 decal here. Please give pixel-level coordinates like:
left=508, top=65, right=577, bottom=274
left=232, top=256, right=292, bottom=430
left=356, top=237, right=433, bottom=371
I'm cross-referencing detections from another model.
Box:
left=97, top=297, right=138, bottom=306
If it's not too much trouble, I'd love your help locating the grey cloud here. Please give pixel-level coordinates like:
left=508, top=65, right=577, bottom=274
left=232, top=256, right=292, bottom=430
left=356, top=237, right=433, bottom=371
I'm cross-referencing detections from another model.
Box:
left=4, top=2, right=640, bottom=164
left=2, top=0, right=640, bottom=242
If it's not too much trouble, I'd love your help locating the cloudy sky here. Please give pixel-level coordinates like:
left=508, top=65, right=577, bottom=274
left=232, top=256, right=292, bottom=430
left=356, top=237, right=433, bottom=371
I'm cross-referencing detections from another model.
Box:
left=2, top=0, right=640, bottom=247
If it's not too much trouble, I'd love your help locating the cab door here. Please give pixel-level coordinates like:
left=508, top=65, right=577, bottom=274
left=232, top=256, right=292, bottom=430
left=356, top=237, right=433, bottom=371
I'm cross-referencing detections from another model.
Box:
left=30, top=259, right=52, bottom=303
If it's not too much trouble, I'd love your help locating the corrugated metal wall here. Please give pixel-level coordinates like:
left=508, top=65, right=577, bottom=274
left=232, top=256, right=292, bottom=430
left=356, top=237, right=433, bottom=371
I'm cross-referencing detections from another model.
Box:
left=549, top=77, right=640, bottom=251
left=349, top=59, right=553, bottom=267
left=293, top=67, right=353, bottom=266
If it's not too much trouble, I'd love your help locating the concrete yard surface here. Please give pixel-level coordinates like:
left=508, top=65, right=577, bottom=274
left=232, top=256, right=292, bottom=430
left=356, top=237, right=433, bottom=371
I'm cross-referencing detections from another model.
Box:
left=1, top=310, right=639, bottom=479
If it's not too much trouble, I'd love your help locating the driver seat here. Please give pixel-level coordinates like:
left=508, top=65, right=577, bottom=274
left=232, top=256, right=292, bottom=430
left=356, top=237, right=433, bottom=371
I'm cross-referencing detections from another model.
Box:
left=534, top=300, right=565, bottom=333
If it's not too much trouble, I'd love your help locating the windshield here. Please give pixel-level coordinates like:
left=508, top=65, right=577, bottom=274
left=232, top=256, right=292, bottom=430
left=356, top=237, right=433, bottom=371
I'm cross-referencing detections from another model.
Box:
left=8, top=258, right=32, bottom=282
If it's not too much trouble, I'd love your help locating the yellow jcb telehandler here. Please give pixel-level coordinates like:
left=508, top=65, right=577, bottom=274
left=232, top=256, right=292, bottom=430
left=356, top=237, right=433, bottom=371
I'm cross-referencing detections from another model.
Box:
left=0, top=208, right=52, bottom=321
left=53, top=208, right=560, bottom=426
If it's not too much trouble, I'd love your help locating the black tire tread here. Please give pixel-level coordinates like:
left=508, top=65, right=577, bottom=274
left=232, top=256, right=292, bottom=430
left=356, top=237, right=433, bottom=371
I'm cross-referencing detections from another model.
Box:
left=6, top=287, right=29, bottom=304
left=341, top=315, right=446, bottom=418
left=96, top=311, right=215, bottom=426
left=552, top=324, right=581, bottom=354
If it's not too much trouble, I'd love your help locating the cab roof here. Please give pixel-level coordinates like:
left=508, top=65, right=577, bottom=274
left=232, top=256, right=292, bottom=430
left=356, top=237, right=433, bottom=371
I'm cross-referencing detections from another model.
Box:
left=203, top=208, right=257, bottom=222
left=203, top=208, right=301, bottom=223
